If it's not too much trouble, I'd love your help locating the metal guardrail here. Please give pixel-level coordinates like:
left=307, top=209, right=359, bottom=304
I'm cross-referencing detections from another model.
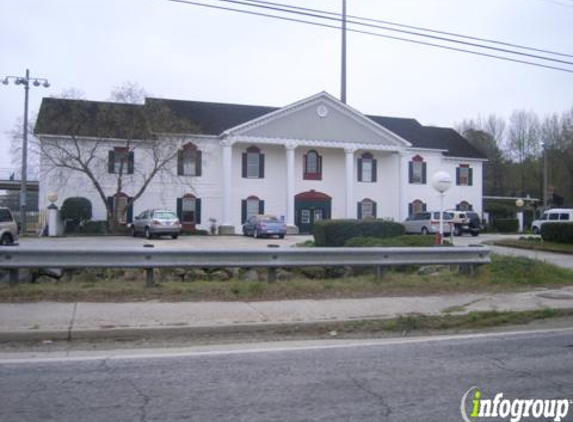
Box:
left=0, top=246, right=491, bottom=286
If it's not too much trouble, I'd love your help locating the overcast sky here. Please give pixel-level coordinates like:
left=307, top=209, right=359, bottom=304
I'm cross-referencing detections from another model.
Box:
left=1, top=0, right=572, bottom=174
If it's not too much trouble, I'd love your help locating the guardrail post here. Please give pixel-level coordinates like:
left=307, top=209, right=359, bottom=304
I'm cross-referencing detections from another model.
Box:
left=375, top=266, right=385, bottom=281
left=267, top=267, right=277, bottom=283
left=458, top=264, right=476, bottom=276
left=146, top=268, right=155, bottom=287
left=9, top=269, right=19, bottom=286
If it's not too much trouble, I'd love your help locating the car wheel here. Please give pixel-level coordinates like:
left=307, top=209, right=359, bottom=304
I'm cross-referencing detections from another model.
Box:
left=253, top=229, right=260, bottom=239
left=278, top=234, right=285, bottom=239
left=532, top=227, right=539, bottom=235
left=131, top=226, right=137, bottom=237
left=0, top=234, right=12, bottom=245
left=421, top=227, right=429, bottom=235
left=454, top=226, right=462, bottom=236
left=145, top=227, right=153, bottom=239
left=172, top=234, right=179, bottom=239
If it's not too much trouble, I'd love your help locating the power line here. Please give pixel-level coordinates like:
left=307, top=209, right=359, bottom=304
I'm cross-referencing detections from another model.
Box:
left=242, top=0, right=573, bottom=59
left=166, top=0, right=573, bottom=73
left=215, top=0, right=573, bottom=66
left=533, top=0, right=573, bottom=8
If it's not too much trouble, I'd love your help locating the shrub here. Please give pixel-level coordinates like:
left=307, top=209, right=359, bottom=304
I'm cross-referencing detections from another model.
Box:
left=60, top=197, right=93, bottom=232
left=313, top=219, right=404, bottom=247
left=345, top=235, right=450, bottom=247
left=74, top=220, right=107, bottom=235
left=494, top=218, right=518, bottom=233
left=541, top=222, right=573, bottom=244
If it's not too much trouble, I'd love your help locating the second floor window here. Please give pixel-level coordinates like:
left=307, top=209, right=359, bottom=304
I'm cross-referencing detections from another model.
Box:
left=108, top=148, right=134, bottom=174
left=304, top=150, right=322, bottom=180
left=408, top=155, right=426, bottom=184
left=358, top=152, right=377, bottom=182
left=242, top=146, right=265, bottom=179
left=456, top=165, right=473, bottom=186
left=177, top=143, right=202, bottom=176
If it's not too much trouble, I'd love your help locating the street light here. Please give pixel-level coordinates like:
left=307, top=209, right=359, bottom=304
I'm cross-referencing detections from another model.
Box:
left=431, top=171, right=452, bottom=245
left=2, top=69, right=50, bottom=234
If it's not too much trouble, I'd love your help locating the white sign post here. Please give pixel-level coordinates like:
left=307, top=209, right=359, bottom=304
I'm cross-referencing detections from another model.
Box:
left=431, top=171, right=452, bottom=245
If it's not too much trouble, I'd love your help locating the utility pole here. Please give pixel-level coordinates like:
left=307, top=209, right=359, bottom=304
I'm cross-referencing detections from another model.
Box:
left=2, top=69, right=50, bottom=234
left=341, top=0, right=347, bottom=104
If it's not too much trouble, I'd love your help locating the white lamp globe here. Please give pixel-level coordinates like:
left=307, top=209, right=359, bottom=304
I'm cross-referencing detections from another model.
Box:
left=516, top=199, right=524, bottom=207
left=431, top=171, right=452, bottom=193
left=47, top=192, right=58, bottom=204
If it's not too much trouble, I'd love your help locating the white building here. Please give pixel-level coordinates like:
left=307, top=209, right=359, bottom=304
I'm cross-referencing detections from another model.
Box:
left=35, top=92, right=486, bottom=234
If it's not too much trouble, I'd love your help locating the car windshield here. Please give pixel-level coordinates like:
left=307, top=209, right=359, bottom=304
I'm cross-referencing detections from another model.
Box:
left=154, top=211, right=177, bottom=220
left=433, top=212, right=453, bottom=220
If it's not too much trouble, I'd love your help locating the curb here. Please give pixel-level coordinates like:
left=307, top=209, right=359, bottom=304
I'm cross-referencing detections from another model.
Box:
left=0, top=318, right=375, bottom=343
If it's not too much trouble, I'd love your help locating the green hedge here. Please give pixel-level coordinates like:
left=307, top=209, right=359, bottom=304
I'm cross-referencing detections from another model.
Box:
left=74, top=220, right=108, bottom=235
left=541, top=222, right=573, bottom=244
left=494, top=218, right=519, bottom=233
left=345, top=235, right=449, bottom=247
left=61, top=197, right=93, bottom=233
left=313, top=219, right=404, bottom=247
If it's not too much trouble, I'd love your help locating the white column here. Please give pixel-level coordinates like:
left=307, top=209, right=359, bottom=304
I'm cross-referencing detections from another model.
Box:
left=345, top=147, right=356, bottom=219
left=285, top=143, right=298, bottom=233
left=219, top=139, right=235, bottom=234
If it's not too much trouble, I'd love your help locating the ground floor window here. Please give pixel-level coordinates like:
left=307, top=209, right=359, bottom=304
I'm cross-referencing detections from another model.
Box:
left=457, top=201, right=473, bottom=211
left=177, top=195, right=201, bottom=225
left=408, top=199, right=426, bottom=216
left=107, top=193, right=133, bottom=224
left=358, top=199, right=377, bottom=219
left=241, top=196, right=265, bottom=224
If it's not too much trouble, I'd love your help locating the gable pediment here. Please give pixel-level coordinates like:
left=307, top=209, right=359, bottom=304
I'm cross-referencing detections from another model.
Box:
left=225, top=92, right=410, bottom=148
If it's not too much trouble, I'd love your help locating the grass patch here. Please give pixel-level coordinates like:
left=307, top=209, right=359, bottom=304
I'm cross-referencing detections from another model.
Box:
left=490, top=238, right=573, bottom=255
left=1, top=254, right=572, bottom=302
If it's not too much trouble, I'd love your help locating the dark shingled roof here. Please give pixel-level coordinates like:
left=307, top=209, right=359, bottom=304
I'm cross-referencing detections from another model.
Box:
left=35, top=97, right=486, bottom=159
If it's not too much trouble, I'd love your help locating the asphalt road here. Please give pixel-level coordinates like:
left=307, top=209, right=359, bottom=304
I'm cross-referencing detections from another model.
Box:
left=2, top=329, right=573, bottom=422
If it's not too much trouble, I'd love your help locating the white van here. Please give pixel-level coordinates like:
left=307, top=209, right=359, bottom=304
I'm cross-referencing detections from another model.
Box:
left=531, top=208, right=573, bottom=234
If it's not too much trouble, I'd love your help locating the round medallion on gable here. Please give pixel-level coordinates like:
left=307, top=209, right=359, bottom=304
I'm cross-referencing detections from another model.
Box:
left=316, top=104, right=328, bottom=118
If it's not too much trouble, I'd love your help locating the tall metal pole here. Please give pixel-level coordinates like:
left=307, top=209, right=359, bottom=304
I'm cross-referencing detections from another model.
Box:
left=340, top=0, right=347, bottom=104
left=20, top=69, right=30, bottom=234
left=543, top=143, right=548, bottom=208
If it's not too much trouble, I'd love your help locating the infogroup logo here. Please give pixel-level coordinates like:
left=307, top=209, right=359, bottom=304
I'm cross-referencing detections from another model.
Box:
left=461, top=386, right=571, bottom=422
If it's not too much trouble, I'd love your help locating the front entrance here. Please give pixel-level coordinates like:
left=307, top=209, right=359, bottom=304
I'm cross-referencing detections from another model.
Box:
left=294, top=190, right=332, bottom=234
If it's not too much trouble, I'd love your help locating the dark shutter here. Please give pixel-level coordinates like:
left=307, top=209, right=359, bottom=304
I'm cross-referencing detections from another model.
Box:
left=127, top=198, right=134, bottom=223
left=242, top=153, right=247, bottom=178
left=469, top=203, right=473, bottom=211
left=303, top=154, right=308, bottom=175
left=318, top=155, right=322, bottom=178
left=196, top=151, right=202, bottom=176
left=456, top=203, right=460, bottom=211
left=357, top=158, right=363, bottom=182
left=241, top=200, right=247, bottom=224
left=456, top=168, right=460, bottom=185
left=468, top=168, right=473, bottom=186
left=108, top=151, right=115, bottom=173
left=408, top=203, right=413, bottom=216
left=258, top=200, right=265, bottom=215
left=127, top=152, right=134, bottom=174
left=259, top=154, right=265, bottom=178
left=408, top=162, right=413, bottom=183
left=372, top=159, right=377, bottom=182
left=357, top=202, right=362, bottom=219
left=176, top=198, right=182, bottom=220
left=107, top=196, right=114, bottom=214
left=177, top=151, right=183, bottom=176
left=372, top=201, right=377, bottom=218
left=422, top=202, right=427, bottom=212
left=421, top=162, right=427, bottom=184
left=195, top=199, right=202, bottom=224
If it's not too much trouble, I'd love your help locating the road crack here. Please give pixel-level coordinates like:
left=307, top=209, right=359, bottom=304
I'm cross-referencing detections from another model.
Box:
left=349, top=376, right=392, bottom=418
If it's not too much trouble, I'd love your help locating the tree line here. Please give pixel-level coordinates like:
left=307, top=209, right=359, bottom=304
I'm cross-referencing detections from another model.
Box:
left=457, top=107, right=573, bottom=208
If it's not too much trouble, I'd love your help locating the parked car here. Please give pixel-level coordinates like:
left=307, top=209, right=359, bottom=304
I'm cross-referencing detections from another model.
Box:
left=0, top=207, right=19, bottom=245
left=531, top=208, right=573, bottom=234
left=446, top=210, right=482, bottom=236
left=242, top=215, right=287, bottom=239
left=131, top=209, right=181, bottom=239
left=402, top=211, right=453, bottom=235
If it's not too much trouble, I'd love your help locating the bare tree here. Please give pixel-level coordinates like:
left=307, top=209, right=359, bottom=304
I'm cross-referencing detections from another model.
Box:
left=508, top=110, right=541, bottom=194
left=37, top=84, right=197, bottom=232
